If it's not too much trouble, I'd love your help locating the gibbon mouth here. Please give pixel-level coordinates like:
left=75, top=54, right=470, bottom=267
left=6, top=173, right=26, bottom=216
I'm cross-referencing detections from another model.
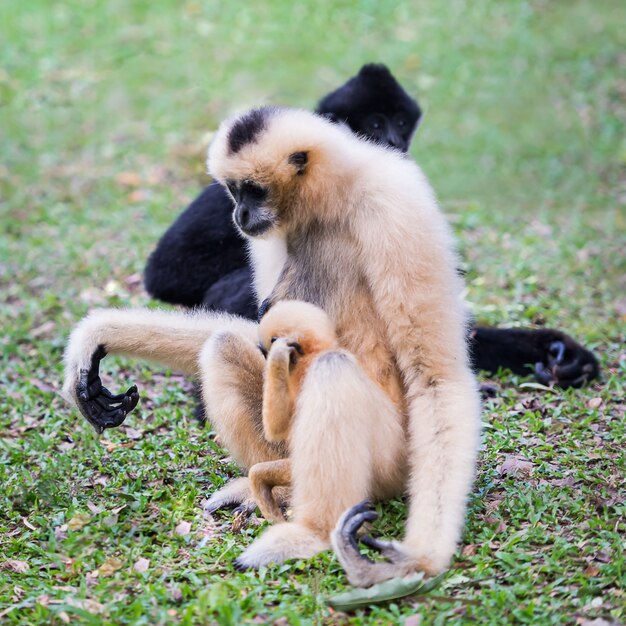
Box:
left=237, top=216, right=275, bottom=238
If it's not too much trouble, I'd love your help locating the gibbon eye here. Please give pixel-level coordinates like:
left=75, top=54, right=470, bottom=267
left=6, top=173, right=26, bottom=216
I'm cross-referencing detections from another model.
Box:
left=288, top=152, right=308, bottom=167
left=270, top=336, right=278, bottom=344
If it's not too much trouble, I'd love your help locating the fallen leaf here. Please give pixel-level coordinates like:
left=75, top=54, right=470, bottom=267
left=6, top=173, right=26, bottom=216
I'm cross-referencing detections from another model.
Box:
left=65, top=597, right=104, bottom=614
left=594, top=550, right=611, bottom=563
left=22, top=518, right=36, bottom=531
left=175, top=521, right=191, bottom=536
left=123, top=427, right=143, bottom=440
left=462, top=544, right=477, bottom=557
left=587, top=397, right=602, bottom=409
left=68, top=513, right=91, bottom=531
left=37, top=595, right=49, bottom=608
left=584, top=563, right=600, bottom=576
left=29, top=379, right=57, bottom=393
left=31, top=320, right=56, bottom=338
left=133, top=558, right=149, bottom=573
left=496, top=456, right=534, bottom=477
left=86, top=502, right=103, bottom=515
left=0, top=560, right=29, bottom=573
left=98, top=557, right=123, bottom=577
left=171, top=587, right=183, bottom=603
left=116, top=171, right=142, bottom=186
left=405, top=615, right=421, bottom=626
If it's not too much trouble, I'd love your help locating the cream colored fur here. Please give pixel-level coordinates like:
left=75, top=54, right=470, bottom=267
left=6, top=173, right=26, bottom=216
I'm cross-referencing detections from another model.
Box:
left=63, top=106, right=481, bottom=585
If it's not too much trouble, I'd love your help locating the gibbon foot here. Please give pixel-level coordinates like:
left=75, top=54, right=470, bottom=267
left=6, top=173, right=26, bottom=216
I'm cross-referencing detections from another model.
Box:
left=534, top=339, right=599, bottom=388
left=204, top=478, right=258, bottom=518
left=332, top=501, right=416, bottom=588
left=233, top=523, right=329, bottom=570
left=76, top=345, right=139, bottom=433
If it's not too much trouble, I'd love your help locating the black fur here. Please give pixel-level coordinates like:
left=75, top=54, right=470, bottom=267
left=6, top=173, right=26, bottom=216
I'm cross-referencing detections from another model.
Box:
left=144, top=64, right=600, bottom=391
left=317, top=64, right=421, bottom=151
left=227, top=107, right=271, bottom=154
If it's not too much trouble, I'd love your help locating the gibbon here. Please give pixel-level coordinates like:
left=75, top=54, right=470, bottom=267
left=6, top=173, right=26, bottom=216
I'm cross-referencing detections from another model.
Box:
left=250, top=300, right=340, bottom=523
left=64, top=106, right=482, bottom=586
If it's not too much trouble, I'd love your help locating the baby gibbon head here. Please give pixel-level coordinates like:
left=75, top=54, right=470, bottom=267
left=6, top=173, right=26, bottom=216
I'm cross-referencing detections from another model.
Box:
left=207, top=106, right=369, bottom=238
left=258, top=300, right=338, bottom=357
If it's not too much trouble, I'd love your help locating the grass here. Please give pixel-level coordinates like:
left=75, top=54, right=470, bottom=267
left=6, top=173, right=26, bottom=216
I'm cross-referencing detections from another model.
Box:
left=1, top=0, right=624, bottom=623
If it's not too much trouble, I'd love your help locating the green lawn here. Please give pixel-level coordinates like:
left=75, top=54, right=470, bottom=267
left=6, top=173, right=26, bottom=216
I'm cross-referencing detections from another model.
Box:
left=1, top=1, right=624, bottom=624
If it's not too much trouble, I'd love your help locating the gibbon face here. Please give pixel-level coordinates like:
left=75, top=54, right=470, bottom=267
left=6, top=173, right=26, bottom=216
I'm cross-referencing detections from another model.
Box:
left=207, top=107, right=359, bottom=238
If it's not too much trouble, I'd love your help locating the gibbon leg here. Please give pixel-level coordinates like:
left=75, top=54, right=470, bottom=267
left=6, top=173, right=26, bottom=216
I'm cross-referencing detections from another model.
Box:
left=234, top=350, right=406, bottom=569
left=63, top=308, right=251, bottom=432
left=199, top=330, right=288, bottom=472
left=249, top=459, right=292, bottom=523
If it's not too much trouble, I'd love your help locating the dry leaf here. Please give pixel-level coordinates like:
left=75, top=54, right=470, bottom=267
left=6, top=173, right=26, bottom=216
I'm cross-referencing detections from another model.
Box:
left=462, top=544, right=477, bottom=557
left=175, top=521, right=191, bottom=536
left=124, top=427, right=143, bottom=440
left=65, top=597, right=104, bottom=614
left=405, top=616, right=421, bottom=626
left=31, top=320, right=56, bottom=338
left=22, top=518, right=36, bottom=531
left=171, top=587, right=183, bottom=603
left=68, top=513, right=91, bottom=531
left=86, top=502, right=103, bottom=515
left=98, top=557, right=123, bottom=577
left=497, top=456, right=534, bottom=477
left=587, top=397, right=602, bottom=409
left=116, top=171, right=142, bottom=186
left=37, top=595, right=49, bottom=607
left=584, top=563, right=600, bottom=576
left=133, top=558, right=149, bottom=573
left=0, top=560, right=29, bottom=573
left=59, top=611, right=71, bottom=624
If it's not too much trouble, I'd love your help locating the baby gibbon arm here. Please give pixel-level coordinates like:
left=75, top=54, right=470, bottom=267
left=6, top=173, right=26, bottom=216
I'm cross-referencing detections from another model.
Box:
left=262, top=338, right=302, bottom=442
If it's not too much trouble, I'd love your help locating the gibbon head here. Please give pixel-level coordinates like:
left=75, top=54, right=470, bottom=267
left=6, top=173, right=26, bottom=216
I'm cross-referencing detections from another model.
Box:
left=258, top=300, right=338, bottom=357
left=316, top=63, right=422, bottom=152
left=207, top=106, right=361, bottom=238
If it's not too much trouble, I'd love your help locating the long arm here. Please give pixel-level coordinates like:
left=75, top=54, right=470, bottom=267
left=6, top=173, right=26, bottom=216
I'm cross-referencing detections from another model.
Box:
left=334, top=181, right=482, bottom=584
left=63, top=308, right=256, bottom=432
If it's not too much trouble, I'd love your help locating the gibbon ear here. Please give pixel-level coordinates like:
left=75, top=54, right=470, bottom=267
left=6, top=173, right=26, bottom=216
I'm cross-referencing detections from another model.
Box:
left=288, top=151, right=308, bottom=175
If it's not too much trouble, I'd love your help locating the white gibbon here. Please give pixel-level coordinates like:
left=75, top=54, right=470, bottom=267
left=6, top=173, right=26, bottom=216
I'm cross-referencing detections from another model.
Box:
left=63, top=106, right=481, bottom=586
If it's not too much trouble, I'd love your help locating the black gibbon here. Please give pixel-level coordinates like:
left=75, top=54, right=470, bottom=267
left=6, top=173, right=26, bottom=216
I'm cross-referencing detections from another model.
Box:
left=143, top=63, right=599, bottom=389
left=64, top=106, right=482, bottom=585
left=250, top=300, right=340, bottom=523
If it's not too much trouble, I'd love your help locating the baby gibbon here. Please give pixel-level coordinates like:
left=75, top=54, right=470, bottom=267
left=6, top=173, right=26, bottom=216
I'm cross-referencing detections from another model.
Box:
left=250, top=300, right=339, bottom=523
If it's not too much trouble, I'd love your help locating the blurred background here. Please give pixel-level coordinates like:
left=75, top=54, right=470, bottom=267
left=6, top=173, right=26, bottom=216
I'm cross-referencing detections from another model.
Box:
left=2, top=0, right=625, bottom=339
left=1, top=0, right=624, bottom=333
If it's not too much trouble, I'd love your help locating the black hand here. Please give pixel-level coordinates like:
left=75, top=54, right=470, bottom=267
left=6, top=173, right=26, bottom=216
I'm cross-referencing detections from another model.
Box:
left=75, top=345, right=139, bottom=433
left=534, top=335, right=600, bottom=389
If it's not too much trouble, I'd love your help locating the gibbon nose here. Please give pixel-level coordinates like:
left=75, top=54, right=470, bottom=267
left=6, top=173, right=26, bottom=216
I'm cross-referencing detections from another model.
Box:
left=239, top=207, right=251, bottom=229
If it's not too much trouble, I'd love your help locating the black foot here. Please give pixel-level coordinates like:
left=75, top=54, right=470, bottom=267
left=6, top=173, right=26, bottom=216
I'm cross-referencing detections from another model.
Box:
left=76, top=345, right=140, bottom=433
left=534, top=337, right=600, bottom=389
left=335, top=500, right=380, bottom=564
